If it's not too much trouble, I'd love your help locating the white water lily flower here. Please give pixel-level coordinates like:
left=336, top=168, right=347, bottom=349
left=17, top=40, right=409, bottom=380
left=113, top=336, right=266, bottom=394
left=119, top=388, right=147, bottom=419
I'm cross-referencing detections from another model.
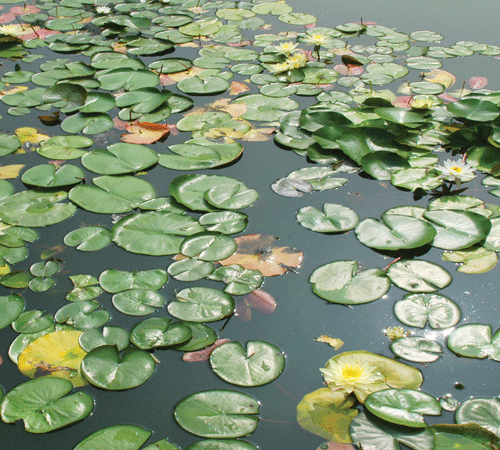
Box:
left=275, top=41, right=299, bottom=55
left=270, top=62, right=290, bottom=74
left=302, top=33, right=331, bottom=46
left=96, top=5, right=112, bottom=14
left=286, top=52, right=308, bottom=69
left=436, top=158, right=476, bottom=182
left=320, top=355, right=385, bottom=394
left=0, top=24, right=28, bottom=37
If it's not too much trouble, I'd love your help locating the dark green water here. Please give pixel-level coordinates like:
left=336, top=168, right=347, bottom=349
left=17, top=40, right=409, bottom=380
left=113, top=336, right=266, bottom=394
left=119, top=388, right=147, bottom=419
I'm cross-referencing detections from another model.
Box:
left=1, top=1, right=500, bottom=449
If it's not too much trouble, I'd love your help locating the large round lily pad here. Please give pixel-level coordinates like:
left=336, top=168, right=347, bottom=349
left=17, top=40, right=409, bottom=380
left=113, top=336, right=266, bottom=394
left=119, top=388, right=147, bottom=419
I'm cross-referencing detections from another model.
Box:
left=174, top=390, right=260, bottom=438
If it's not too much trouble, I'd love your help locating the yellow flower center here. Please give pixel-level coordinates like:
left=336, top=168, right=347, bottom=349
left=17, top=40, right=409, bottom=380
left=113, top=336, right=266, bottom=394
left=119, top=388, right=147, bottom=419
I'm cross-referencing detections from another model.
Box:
left=451, top=166, right=463, bottom=173
left=341, top=364, right=366, bottom=381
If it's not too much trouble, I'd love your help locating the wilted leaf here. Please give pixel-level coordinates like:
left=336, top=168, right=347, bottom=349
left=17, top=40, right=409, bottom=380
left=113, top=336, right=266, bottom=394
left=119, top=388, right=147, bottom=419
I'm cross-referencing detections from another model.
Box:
left=120, top=122, right=170, bottom=144
left=15, top=127, right=49, bottom=144
left=0, top=164, right=24, bottom=179
left=182, top=338, right=231, bottom=362
left=218, top=234, right=303, bottom=276
left=315, top=335, right=345, bottom=350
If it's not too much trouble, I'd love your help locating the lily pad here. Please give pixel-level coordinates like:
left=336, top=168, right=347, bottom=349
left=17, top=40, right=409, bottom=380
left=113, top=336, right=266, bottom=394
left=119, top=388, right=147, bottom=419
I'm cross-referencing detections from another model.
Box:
left=99, top=269, right=168, bottom=293
left=185, top=440, right=258, bottom=450
left=64, top=227, right=112, bottom=252
left=386, top=259, right=452, bottom=292
left=172, top=322, right=217, bottom=352
left=54, top=301, right=110, bottom=330
left=21, top=164, right=85, bottom=188
left=455, top=398, right=500, bottom=437
left=37, top=135, right=94, bottom=160
left=310, top=261, right=390, bottom=305
left=391, top=337, right=443, bottom=363
left=174, top=390, right=259, bottom=438
left=207, top=265, right=263, bottom=295
left=81, top=345, right=156, bottom=390
left=130, top=317, right=193, bottom=350
left=210, top=340, right=285, bottom=386
left=167, top=258, right=215, bottom=282
left=0, top=294, right=24, bottom=329
left=297, top=204, right=359, bottom=233
left=365, top=388, right=441, bottom=428
left=394, top=293, right=461, bottom=329
left=198, top=211, right=248, bottom=234
left=167, top=287, right=234, bottom=322
left=180, top=232, right=237, bottom=261
left=12, top=310, right=53, bottom=334
left=74, top=425, right=152, bottom=450
left=447, top=324, right=500, bottom=360
left=79, top=326, right=130, bottom=352
left=0, top=377, right=93, bottom=433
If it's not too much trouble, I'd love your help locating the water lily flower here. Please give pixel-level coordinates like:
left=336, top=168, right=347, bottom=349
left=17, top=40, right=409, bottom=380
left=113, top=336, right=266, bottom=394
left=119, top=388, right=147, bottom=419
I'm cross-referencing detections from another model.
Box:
left=286, top=52, right=308, bottom=69
left=320, top=354, right=385, bottom=396
left=270, top=62, right=290, bottom=73
left=302, top=33, right=331, bottom=46
left=436, top=158, right=476, bottom=182
left=96, top=5, right=112, bottom=14
left=0, top=23, right=28, bottom=37
left=275, top=41, right=299, bottom=55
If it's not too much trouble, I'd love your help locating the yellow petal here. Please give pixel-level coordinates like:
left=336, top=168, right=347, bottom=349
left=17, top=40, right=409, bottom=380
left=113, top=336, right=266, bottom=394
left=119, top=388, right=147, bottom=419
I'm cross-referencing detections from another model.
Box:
left=0, top=164, right=25, bottom=179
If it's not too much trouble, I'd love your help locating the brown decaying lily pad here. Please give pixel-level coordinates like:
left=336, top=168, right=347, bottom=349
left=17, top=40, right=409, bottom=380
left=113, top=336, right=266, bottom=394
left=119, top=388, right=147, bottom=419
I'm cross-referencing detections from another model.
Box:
left=235, top=288, right=277, bottom=322
left=218, top=234, right=303, bottom=277
left=316, top=443, right=356, bottom=450
left=182, top=338, right=231, bottom=362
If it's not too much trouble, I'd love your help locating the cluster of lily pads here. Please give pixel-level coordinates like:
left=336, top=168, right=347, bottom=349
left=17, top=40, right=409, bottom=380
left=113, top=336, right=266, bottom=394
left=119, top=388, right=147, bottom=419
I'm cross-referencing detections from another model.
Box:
left=0, top=0, right=500, bottom=448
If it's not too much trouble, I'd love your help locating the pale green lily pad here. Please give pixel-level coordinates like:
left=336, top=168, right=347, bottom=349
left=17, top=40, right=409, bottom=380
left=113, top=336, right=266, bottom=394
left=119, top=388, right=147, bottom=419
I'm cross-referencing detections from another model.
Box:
left=297, top=203, right=359, bottom=233
left=442, top=246, right=498, bottom=273
left=21, top=164, right=85, bottom=188
left=207, top=264, right=263, bottom=295
left=365, top=389, right=441, bottom=428
left=185, top=440, right=258, bottom=450
left=168, top=258, right=215, bottom=282
left=455, top=398, right=500, bottom=437
left=199, top=211, right=248, bottom=234
left=180, top=232, right=237, bottom=261
left=386, top=259, right=452, bottom=292
left=112, top=289, right=166, bottom=316
left=394, top=293, right=461, bottom=329
left=310, top=261, right=390, bottom=305
left=66, top=275, right=102, bottom=302
left=0, top=294, right=25, bottom=329
left=172, top=322, right=217, bottom=352
left=210, top=340, right=284, bottom=386
left=79, top=326, right=130, bottom=352
left=54, top=301, right=110, bottom=330
left=37, top=136, right=94, bottom=160
left=391, top=337, right=443, bottom=363
left=61, top=112, right=114, bottom=135
left=99, top=269, right=168, bottom=293
left=447, top=324, right=500, bottom=361
left=130, top=317, right=192, bottom=350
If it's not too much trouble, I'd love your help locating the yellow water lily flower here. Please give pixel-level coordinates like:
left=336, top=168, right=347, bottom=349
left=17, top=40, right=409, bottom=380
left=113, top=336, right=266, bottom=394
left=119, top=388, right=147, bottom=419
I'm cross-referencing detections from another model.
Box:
left=270, top=62, right=290, bottom=73
left=286, top=52, right=308, bottom=69
left=302, top=33, right=331, bottom=46
left=0, top=24, right=30, bottom=38
left=320, top=354, right=385, bottom=395
left=275, top=41, right=299, bottom=55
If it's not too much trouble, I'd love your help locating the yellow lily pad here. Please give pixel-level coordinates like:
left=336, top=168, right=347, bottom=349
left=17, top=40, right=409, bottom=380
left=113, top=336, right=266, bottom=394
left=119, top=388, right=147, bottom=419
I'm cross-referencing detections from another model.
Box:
left=15, top=127, right=50, bottom=144
left=0, top=164, right=25, bottom=179
left=18, top=330, right=88, bottom=387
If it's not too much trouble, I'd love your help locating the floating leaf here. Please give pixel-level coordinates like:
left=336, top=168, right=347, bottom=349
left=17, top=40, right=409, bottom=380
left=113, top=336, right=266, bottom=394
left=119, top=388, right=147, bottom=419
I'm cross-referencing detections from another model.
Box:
left=297, top=204, right=359, bottom=233
left=448, top=324, right=500, bottom=361
left=174, top=390, right=260, bottom=438
left=64, top=227, right=112, bottom=252
left=21, top=164, right=84, bottom=187
left=0, top=164, right=24, bottom=179
left=180, top=232, right=238, bottom=261
left=79, top=326, right=130, bottom=353
left=54, top=301, right=110, bottom=330
left=441, top=245, right=498, bottom=273
left=218, top=234, right=303, bottom=277
left=391, top=337, right=443, bottom=363
left=0, top=377, right=94, bottom=433
left=17, top=330, right=87, bottom=387
left=81, top=345, right=156, bottom=390
left=120, top=122, right=170, bottom=144
left=386, top=259, right=452, bottom=292
left=310, top=261, right=390, bottom=305
left=207, top=264, right=263, bottom=295
left=130, top=317, right=192, bottom=350
left=455, top=398, right=500, bottom=437
left=210, top=340, right=285, bottom=386
left=0, top=293, right=24, bottom=329
left=74, top=425, right=152, bottom=450
left=394, top=293, right=461, bottom=329
left=99, top=269, right=168, bottom=293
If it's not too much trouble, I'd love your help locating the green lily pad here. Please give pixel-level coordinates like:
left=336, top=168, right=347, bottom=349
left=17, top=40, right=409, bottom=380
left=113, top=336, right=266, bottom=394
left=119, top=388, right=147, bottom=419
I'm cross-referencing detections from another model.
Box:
left=297, top=203, right=359, bottom=233
left=207, top=264, right=263, bottom=295
left=310, top=261, right=390, bottom=305
left=234, top=94, right=298, bottom=122
left=391, top=167, right=443, bottom=191
left=199, top=211, right=248, bottom=234
left=37, top=135, right=94, bottom=160
left=455, top=398, right=500, bottom=437
left=0, top=294, right=25, bottom=329
left=447, top=98, right=500, bottom=122
left=96, top=68, right=159, bottom=91
left=447, top=324, right=500, bottom=360
left=1, top=270, right=32, bottom=288
left=54, top=300, right=110, bottom=330
left=129, top=317, right=192, bottom=350
left=172, top=322, right=217, bottom=352
left=66, top=275, right=102, bottom=302
left=167, top=258, right=215, bottom=282
left=210, top=340, right=284, bottom=386
left=424, top=210, right=492, bottom=250
left=21, top=164, right=85, bottom=188
left=69, top=176, right=156, bottom=214
left=112, top=212, right=204, bottom=255
left=355, top=214, right=437, bottom=250
left=99, top=269, right=168, bottom=293
left=0, top=134, right=21, bottom=156
left=29, top=276, right=55, bottom=292
left=167, top=287, right=234, bottom=322
left=394, top=293, right=461, bottom=329
left=350, top=411, right=435, bottom=450
left=112, top=289, right=166, bottom=316
left=42, top=82, right=87, bottom=113
left=61, top=112, right=114, bottom=135
left=81, top=345, right=156, bottom=390
left=79, top=92, right=116, bottom=113
left=178, top=76, right=230, bottom=95
left=12, top=310, right=53, bottom=334
left=0, top=191, right=76, bottom=227
left=81, top=144, right=159, bottom=175
left=365, top=388, right=441, bottom=428
left=391, top=337, right=443, bottom=363
left=0, top=377, right=94, bottom=433
left=180, top=232, right=237, bottom=261
left=74, top=425, right=152, bottom=450
left=174, top=390, right=259, bottom=438
left=204, top=182, right=259, bottom=211
left=79, top=326, right=130, bottom=352
left=386, top=259, right=452, bottom=292
left=431, top=423, right=500, bottom=450
left=64, top=227, right=112, bottom=252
